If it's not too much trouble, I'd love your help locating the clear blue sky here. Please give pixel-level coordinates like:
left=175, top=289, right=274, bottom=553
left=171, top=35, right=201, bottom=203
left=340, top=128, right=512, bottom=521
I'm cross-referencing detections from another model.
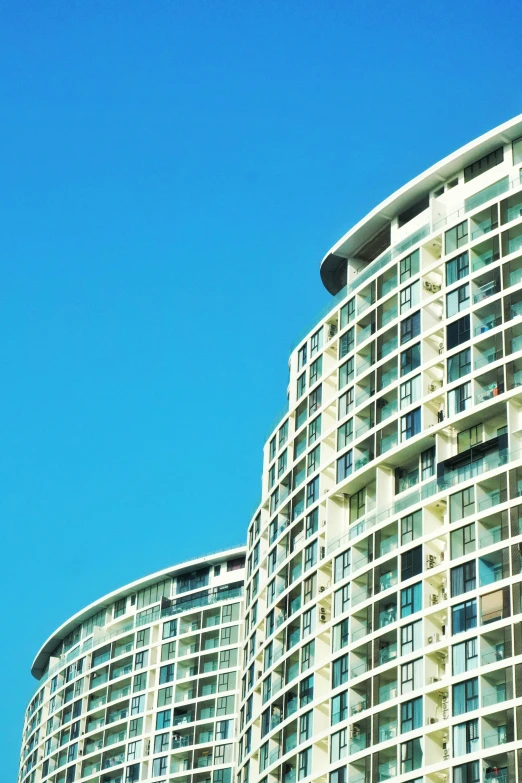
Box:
left=1, top=0, right=521, bottom=773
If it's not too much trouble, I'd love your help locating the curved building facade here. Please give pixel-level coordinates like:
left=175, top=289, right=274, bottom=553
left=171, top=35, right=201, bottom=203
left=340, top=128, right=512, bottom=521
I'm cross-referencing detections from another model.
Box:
left=19, top=549, right=246, bottom=783
left=19, top=115, right=522, bottom=783
left=239, top=115, right=522, bottom=783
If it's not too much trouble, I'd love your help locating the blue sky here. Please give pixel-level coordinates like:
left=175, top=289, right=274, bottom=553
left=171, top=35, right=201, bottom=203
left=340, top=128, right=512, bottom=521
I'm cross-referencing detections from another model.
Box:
left=1, top=0, right=521, bottom=773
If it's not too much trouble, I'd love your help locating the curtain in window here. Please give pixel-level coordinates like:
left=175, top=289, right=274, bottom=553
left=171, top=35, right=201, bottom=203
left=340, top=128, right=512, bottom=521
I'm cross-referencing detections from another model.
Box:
left=452, top=566, right=465, bottom=597
left=453, top=682, right=466, bottom=715
left=453, top=723, right=467, bottom=756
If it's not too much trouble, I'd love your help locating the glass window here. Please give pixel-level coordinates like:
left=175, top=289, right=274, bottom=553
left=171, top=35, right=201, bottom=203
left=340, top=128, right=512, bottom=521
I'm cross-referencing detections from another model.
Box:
left=310, top=328, right=323, bottom=357
left=340, top=299, right=355, bottom=328
left=445, top=220, right=469, bottom=253
left=401, top=547, right=422, bottom=580
left=400, top=408, right=421, bottom=441
left=334, top=550, right=350, bottom=583
left=309, top=357, right=322, bottom=386
left=400, top=343, right=421, bottom=376
left=447, top=348, right=471, bottom=382
left=332, top=619, right=349, bottom=652
left=513, top=137, right=522, bottom=165
left=457, top=425, right=482, bottom=452
left=400, top=583, right=422, bottom=617
left=448, top=382, right=471, bottom=416
left=452, top=638, right=478, bottom=675
left=269, top=437, right=276, bottom=461
left=305, top=509, right=318, bottom=538
left=451, top=561, right=477, bottom=596
left=400, top=250, right=420, bottom=283
left=400, top=374, right=421, bottom=408
left=339, top=358, right=354, bottom=389
left=454, top=762, right=480, bottom=783
left=453, top=718, right=479, bottom=756
left=447, top=284, right=470, bottom=317
left=446, top=252, right=469, bottom=285
left=297, top=373, right=306, bottom=399
left=453, top=678, right=478, bottom=715
left=450, top=487, right=475, bottom=522
left=401, top=697, right=422, bottom=732
left=298, top=344, right=308, bottom=370
left=447, top=315, right=470, bottom=350
left=401, top=738, right=422, bottom=773
left=338, top=389, right=354, bottom=418
left=451, top=523, right=476, bottom=559
left=337, top=420, right=353, bottom=450
left=309, top=385, right=322, bottom=415
left=400, top=311, right=421, bottom=344
left=332, top=655, right=349, bottom=688
left=336, top=451, right=353, bottom=483
left=339, top=328, right=354, bottom=359
left=464, top=147, right=503, bottom=182
left=306, top=478, right=319, bottom=508
left=452, top=599, right=477, bottom=634
left=400, top=281, right=420, bottom=313
left=421, top=446, right=436, bottom=480
left=401, top=511, right=422, bottom=545
left=308, top=415, right=321, bottom=445
left=279, top=421, right=288, bottom=448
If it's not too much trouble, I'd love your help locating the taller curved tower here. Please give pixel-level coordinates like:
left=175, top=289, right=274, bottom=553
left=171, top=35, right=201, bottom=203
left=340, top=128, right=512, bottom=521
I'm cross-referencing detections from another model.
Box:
left=238, top=115, right=522, bottom=783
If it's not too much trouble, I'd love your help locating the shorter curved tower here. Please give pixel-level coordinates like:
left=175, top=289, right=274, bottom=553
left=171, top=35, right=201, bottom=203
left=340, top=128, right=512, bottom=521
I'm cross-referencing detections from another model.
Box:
left=19, top=549, right=246, bottom=783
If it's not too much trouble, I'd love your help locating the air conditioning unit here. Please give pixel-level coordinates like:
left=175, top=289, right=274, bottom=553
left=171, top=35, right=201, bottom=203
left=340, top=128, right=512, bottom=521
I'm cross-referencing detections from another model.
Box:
left=350, top=724, right=361, bottom=738
left=442, top=591, right=448, bottom=601
left=429, top=593, right=439, bottom=606
left=430, top=676, right=440, bottom=684
left=428, top=382, right=437, bottom=393
left=439, top=342, right=444, bottom=354
left=434, top=632, right=441, bottom=642
left=320, top=547, right=326, bottom=559
left=319, top=609, right=327, bottom=623
left=319, top=586, right=326, bottom=593
left=426, top=555, right=437, bottom=569
left=329, top=324, right=338, bottom=339
left=427, top=635, right=434, bottom=644
left=424, top=280, right=433, bottom=291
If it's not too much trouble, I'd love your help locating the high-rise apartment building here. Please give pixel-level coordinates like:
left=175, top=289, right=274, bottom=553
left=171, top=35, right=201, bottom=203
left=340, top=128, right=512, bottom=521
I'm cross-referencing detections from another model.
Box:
left=19, top=551, right=246, bottom=783
left=20, top=114, right=522, bottom=783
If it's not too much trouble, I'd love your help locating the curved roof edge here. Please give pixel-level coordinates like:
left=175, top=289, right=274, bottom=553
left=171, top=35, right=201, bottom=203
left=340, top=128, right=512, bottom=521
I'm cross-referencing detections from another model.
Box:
left=320, top=114, right=522, bottom=294
left=31, top=545, right=246, bottom=680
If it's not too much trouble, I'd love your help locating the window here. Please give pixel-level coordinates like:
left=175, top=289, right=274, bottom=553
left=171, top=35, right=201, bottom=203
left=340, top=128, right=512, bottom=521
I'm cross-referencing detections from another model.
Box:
left=453, top=718, right=479, bottom=756
left=400, top=312, right=421, bottom=344
left=350, top=488, right=366, bottom=520
left=339, top=328, right=354, bottom=358
left=300, top=710, right=313, bottom=741
left=336, top=451, right=353, bottom=483
left=153, top=758, right=168, bottom=777
left=446, top=220, right=469, bottom=253
left=133, top=673, right=146, bottom=692
left=297, top=373, right=306, bottom=399
left=162, top=620, right=177, bottom=640
left=332, top=655, right=349, bottom=687
left=309, top=357, right=322, bottom=385
left=446, top=252, right=469, bottom=285
left=400, top=281, right=420, bottom=313
left=334, top=550, right=350, bottom=582
left=447, top=315, right=470, bottom=350
left=454, top=762, right=480, bottom=783
left=401, top=408, right=421, bottom=441
left=339, top=359, right=354, bottom=389
left=464, top=146, right=503, bottom=182
left=452, top=599, right=477, bottom=634
left=447, top=348, right=471, bottom=382
left=421, top=446, right=435, bottom=480
left=400, top=343, right=421, bottom=376
left=400, top=374, right=421, bottom=408
left=114, top=598, right=126, bottom=618
left=304, top=541, right=317, bottom=569
left=306, top=478, right=319, bottom=507
left=452, top=638, right=478, bottom=674
left=457, top=425, right=482, bottom=452
left=156, top=709, right=171, bottom=730
left=331, top=691, right=348, bottom=724
left=513, top=137, right=522, bottom=165
left=157, top=686, right=172, bottom=707
left=448, top=381, right=471, bottom=416
left=401, top=738, right=422, bottom=773
left=451, top=523, right=476, bottom=559
left=301, top=640, right=315, bottom=671
left=332, top=619, right=349, bottom=652
left=305, top=509, right=318, bottom=539
left=337, top=420, right=353, bottom=450
left=401, top=511, right=421, bottom=545
left=401, top=546, right=422, bottom=580
left=453, top=678, right=478, bottom=715
left=269, top=437, right=276, bottom=461
left=278, top=449, right=287, bottom=477
left=340, top=299, right=355, bottom=328
left=309, top=386, right=322, bottom=415
left=400, top=250, right=420, bottom=283
left=299, top=674, right=314, bottom=707
left=447, top=283, right=470, bottom=317
left=450, top=487, right=475, bottom=522
left=401, top=620, right=422, bottom=655
left=279, top=421, right=288, bottom=448
left=268, top=465, right=275, bottom=489
left=338, top=388, right=354, bottom=418
left=310, top=328, right=323, bottom=357
left=401, top=658, right=422, bottom=693
left=451, top=561, right=477, bottom=596
left=159, top=664, right=174, bottom=684
left=298, top=344, right=308, bottom=370
left=298, top=747, right=312, bottom=780
left=154, top=733, right=169, bottom=753
left=308, top=415, right=321, bottom=445
left=330, top=768, right=346, bottom=783
left=400, top=583, right=422, bottom=617
left=334, top=585, right=350, bottom=616
left=401, top=697, right=422, bottom=732
left=330, top=728, right=347, bottom=762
